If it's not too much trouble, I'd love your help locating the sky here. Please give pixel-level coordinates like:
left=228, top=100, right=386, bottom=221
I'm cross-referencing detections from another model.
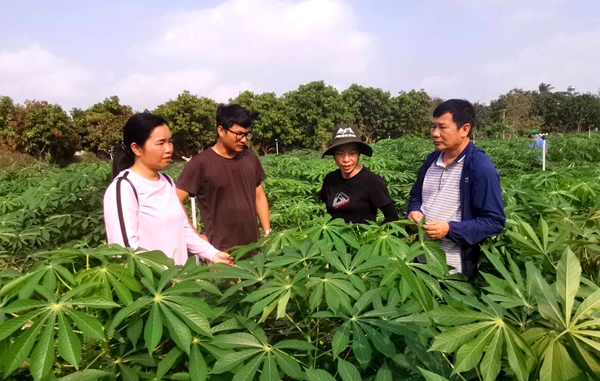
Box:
left=0, top=0, right=598, bottom=111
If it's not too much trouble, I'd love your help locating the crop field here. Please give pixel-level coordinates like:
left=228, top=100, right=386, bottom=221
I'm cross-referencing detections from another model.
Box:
left=0, top=134, right=599, bottom=380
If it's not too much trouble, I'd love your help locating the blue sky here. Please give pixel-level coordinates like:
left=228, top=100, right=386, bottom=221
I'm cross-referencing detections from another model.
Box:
left=1, top=0, right=598, bottom=110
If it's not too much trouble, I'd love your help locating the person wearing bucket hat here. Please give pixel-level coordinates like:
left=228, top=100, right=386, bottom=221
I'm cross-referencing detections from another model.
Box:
left=319, top=124, right=398, bottom=224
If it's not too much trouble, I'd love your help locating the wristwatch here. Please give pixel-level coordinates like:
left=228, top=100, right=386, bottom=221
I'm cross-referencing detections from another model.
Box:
left=264, top=229, right=272, bottom=236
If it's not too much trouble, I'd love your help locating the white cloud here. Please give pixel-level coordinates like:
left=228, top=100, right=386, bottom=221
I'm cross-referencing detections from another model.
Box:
left=110, top=70, right=254, bottom=110
left=0, top=46, right=93, bottom=106
left=208, top=82, right=255, bottom=102
left=149, top=0, right=375, bottom=81
left=420, top=76, right=461, bottom=97
left=111, top=69, right=217, bottom=110
left=1, top=0, right=375, bottom=110
left=484, top=30, right=600, bottom=94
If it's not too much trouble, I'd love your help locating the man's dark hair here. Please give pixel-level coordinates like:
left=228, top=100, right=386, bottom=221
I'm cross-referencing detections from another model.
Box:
left=216, top=104, right=258, bottom=130
left=433, top=99, right=476, bottom=135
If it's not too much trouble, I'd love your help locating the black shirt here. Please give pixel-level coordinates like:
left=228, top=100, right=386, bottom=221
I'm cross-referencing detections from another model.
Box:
left=319, top=167, right=395, bottom=224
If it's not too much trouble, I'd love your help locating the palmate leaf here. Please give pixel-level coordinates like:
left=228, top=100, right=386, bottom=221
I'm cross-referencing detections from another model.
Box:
left=189, top=344, right=208, bottom=381
left=30, top=313, right=56, bottom=380
left=63, top=308, right=105, bottom=341
left=232, top=353, right=264, bottom=381
left=572, top=288, right=600, bottom=323
left=332, top=321, right=351, bottom=358
left=306, top=369, right=336, bottom=381
left=144, top=303, right=162, bottom=354
left=2, top=318, right=44, bottom=377
left=338, top=358, right=362, bottom=381
left=392, top=259, right=435, bottom=312
left=430, top=322, right=494, bottom=353
left=527, top=262, right=565, bottom=326
left=556, top=247, right=581, bottom=326
left=428, top=306, right=490, bottom=326
left=58, top=313, right=81, bottom=369
left=156, top=347, right=183, bottom=380
left=0, top=309, right=45, bottom=340
left=211, top=349, right=264, bottom=374
left=260, top=354, right=279, bottom=381
left=453, top=326, right=496, bottom=373
left=479, top=328, right=503, bottom=381
left=352, top=322, right=372, bottom=367
left=419, top=367, right=451, bottom=381
left=567, top=334, right=600, bottom=376
left=503, top=327, right=529, bottom=381
left=58, top=369, right=112, bottom=381
left=539, top=340, right=583, bottom=381
left=160, top=302, right=192, bottom=354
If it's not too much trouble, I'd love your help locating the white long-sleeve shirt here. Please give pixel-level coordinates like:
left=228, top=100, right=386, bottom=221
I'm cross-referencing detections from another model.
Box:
left=103, top=170, right=219, bottom=265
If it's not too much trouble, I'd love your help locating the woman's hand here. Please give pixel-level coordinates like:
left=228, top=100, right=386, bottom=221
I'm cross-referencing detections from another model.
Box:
left=212, top=251, right=234, bottom=266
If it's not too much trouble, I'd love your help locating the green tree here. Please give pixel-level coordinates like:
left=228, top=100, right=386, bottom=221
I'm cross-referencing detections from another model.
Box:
left=284, top=81, right=352, bottom=150
left=489, top=89, right=543, bottom=137
left=0, top=96, right=18, bottom=149
left=6, top=100, right=79, bottom=162
left=389, top=90, right=431, bottom=137
left=341, top=84, right=393, bottom=142
left=533, top=92, right=600, bottom=133
left=72, top=96, right=134, bottom=156
left=231, top=91, right=299, bottom=155
left=154, top=91, right=218, bottom=158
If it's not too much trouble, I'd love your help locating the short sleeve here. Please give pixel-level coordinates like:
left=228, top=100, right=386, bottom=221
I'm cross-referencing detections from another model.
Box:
left=319, top=173, right=331, bottom=203
left=253, top=153, right=267, bottom=187
left=370, top=174, right=394, bottom=209
left=176, top=156, right=203, bottom=196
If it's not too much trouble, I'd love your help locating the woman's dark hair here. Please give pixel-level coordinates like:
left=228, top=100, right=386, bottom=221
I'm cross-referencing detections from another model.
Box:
left=112, top=113, right=169, bottom=178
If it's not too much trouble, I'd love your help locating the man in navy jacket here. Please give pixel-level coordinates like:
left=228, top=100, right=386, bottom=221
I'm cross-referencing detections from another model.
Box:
left=407, top=99, right=505, bottom=278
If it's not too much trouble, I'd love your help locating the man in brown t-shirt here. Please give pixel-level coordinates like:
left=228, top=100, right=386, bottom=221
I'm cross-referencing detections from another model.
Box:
left=176, top=104, right=271, bottom=253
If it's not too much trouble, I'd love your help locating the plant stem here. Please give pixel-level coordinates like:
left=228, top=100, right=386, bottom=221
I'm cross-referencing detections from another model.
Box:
left=441, top=352, right=467, bottom=381
left=55, top=271, right=73, bottom=290
left=285, top=313, right=306, bottom=336
left=85, top=350, right=105, bottom=370
left=313, top=318, right=320, bottom=368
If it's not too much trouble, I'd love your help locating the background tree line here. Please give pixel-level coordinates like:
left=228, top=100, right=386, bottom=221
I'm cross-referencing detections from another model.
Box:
left=1, top=81, right=599, bottom=162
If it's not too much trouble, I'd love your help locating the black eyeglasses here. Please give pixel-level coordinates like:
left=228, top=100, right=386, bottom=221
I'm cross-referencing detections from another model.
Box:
left=226, top=129, right=252, bottom=141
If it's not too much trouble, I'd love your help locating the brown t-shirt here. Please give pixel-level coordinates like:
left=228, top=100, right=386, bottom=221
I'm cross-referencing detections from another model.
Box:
left=176, top=148, right=266, bottom=251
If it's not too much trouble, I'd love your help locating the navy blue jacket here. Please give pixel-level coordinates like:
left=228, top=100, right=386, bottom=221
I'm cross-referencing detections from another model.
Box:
left=408, top=142, right=506, bottom=277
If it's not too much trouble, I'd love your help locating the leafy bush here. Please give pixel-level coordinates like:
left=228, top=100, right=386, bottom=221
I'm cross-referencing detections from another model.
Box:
left=0, top=217, right=599, bottom=380
left=72, top=96, right=134, bottom=157
left=0, top=100, right=79, bottom=163
left=1, top=137, right=600, bottom=380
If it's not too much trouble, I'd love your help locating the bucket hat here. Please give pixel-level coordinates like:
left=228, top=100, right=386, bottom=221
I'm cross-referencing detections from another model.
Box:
left=322, top=123, right=372, bottom=158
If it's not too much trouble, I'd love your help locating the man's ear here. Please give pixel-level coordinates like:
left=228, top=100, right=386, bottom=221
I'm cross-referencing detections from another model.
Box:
left=217, top=126, right=226, bottom=138
left=461, top=123, right=471, bottom=137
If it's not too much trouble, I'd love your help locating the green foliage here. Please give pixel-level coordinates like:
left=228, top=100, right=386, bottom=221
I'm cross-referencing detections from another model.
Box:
left=284, top=81, right=353, bottom=150
left=342, top=84, right=393, bottom=142
left=231, top=91, right=299, bottom=155
left=1, top=136, right=600, bottom=380
left=154, top=91, right=218, bottom=157
left=0, top=100, right=79, bottom=163
left=390, top=90, right=432, bottom=137
left=72, top=96, right=134, bottom=156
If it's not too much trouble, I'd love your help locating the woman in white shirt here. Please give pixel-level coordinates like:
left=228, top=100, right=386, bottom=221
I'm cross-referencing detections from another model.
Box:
left=103, top=113, right=233, bottom=266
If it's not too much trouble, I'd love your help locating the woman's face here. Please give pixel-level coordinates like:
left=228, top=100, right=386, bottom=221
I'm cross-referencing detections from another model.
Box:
left=333, top=143, right=360, bottom=177
left=132, top=124, right=173, bottom=172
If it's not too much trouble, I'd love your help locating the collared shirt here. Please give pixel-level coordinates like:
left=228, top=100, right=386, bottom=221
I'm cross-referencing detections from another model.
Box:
left=421, top=153, right=465, bottom=273
left=530, top=136, right=546, bottom=150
